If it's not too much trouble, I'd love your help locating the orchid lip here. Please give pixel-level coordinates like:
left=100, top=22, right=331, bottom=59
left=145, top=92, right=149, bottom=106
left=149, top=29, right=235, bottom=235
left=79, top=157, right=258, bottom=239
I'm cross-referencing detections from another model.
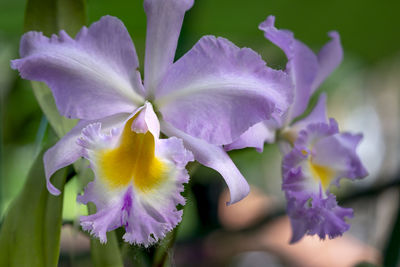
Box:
left=76, top=103, right=194, bottom=246
left=96, top=115, right=167, bottom=193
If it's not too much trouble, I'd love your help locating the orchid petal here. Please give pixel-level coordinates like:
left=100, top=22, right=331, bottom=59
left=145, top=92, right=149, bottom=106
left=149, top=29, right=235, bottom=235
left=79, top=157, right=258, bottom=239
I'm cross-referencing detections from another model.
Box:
left=286, top=190, right=353, bottom=243
left=156, top=36, right=292, bottom=145
left=160, top=120, right=250, bottom=205
left=313, top=133, right=368, bottom=184
left=312, top=32, right=343, bottom=91
left=291, top=93, right=328, bottom=132
left=11, top=16, right=145, bottom=120
left=44, top=121, right=87, bottom=195
left=259, top=16, right=343, bottom=123
left=44, top=113, right=129, bottom=195
left=143, top=0, right=194, bottom=96
left=130, top=102, right=160, bottom=138
left=224, top=121, right=276, bottom=152
left=260, top=16, right=318, bottom=122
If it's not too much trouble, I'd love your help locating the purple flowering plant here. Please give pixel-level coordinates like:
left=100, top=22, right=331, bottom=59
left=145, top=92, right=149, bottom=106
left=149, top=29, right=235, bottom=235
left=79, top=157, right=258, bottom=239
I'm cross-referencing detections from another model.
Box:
left=4, top=0, right=368, bottom=262
left=11, top=0, right=293, bottom=246
left=227, top=16, right=368, bottom=242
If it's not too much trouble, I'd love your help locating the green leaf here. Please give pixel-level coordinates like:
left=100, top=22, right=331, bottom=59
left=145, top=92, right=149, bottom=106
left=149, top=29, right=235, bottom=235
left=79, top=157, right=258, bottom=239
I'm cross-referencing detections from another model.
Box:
left=31, top=82, right=77, bottom=138
left=21, top=2, right=124, bottom=266
left=24, top=0, right=86, bottom=137
left=0, top=149, right=67, bottom=267
left=24, top=0, right=86, bottom=36
left=152, top=225, right=178, bottom=267
left=87, top=203, right=124, bottom=267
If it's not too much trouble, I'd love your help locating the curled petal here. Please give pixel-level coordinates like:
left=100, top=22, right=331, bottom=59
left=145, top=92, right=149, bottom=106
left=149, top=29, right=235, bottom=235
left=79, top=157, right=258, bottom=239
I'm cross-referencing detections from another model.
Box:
left=160, top=120, right=250, bottom=205
left=156, top=36, right=293, bottom=145
left=44, top=121, right=87, bottom=195
left=44, top=113, right=129, bottom=195
left=144, top=0, right=194, bottom=96
left=12, top=16, right=144, bottom=120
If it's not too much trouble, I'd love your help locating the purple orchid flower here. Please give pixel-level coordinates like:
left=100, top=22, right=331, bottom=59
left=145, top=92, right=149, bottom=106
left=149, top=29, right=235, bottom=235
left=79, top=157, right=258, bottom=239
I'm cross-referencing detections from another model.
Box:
left=282, top=94, right=368, bottom=243
left=226, top=15, right=368, bottom=242
left=11, top=1, right=292, bottom=246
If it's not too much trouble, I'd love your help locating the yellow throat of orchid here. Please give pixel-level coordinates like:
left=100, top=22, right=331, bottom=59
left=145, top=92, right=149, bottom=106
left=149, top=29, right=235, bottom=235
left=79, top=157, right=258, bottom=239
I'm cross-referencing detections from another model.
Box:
left=302, top=149, right=335, bottom=190
left=97, top=116, right=167, bottom=192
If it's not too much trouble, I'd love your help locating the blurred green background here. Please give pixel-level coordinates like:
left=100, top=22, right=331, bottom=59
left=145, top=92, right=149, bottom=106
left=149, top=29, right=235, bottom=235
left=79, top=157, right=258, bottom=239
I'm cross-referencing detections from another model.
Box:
left=1, top=0, right=399, bottom=266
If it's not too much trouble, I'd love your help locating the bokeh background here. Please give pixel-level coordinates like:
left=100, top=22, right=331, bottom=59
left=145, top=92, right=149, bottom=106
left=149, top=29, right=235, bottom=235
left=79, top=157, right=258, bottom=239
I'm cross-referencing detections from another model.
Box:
left=1, top=0, right=399, bottom=266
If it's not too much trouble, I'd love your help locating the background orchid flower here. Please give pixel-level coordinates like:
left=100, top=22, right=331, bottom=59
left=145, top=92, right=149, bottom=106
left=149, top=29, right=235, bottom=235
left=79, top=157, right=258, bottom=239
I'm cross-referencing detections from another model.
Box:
left=226, top=15, right=368, bottom=242
left=282, top=94, right=368, bottom=243
left=11, top=1, right=292, bottom=246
